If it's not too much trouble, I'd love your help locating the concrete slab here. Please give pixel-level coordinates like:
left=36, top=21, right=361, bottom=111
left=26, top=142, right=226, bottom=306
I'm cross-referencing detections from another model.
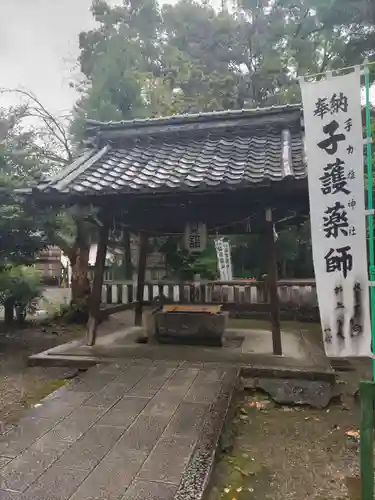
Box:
left=28, top=326, right=334, bottom=382
left=0, top=361, right=238, bottom=500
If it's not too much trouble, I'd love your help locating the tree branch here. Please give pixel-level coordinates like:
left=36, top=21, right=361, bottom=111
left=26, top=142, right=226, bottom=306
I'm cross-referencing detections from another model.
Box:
left=0, top=88, right=73, bottom=162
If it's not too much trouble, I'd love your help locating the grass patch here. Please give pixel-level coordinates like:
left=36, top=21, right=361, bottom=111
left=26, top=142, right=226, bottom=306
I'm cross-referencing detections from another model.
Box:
left=23, top=378, right=69, bottom=409
left=207, top=390, right=272, bottom=500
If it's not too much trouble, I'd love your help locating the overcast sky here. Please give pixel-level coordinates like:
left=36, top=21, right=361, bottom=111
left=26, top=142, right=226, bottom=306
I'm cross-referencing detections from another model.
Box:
left=1, top=0, right=373, bottom=117
left=0, top=0, right=101, bottom=114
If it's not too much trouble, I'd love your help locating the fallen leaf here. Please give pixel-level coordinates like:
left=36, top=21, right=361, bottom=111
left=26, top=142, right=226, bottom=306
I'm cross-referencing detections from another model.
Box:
left=346, top=430, right=360, bottom=438
left=239, top=414, right=248, bottom=421
left=224, top=487, right=230, bottom=493
left=236, top=487, right=243, bottom=492
left=234, top=466, right=250, bottom=476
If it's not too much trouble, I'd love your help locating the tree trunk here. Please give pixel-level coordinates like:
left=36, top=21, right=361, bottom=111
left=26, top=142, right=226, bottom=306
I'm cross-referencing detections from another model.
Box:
left=69, top=243, right=91, bottom=322
left=4, top=298, right=14, bottom=325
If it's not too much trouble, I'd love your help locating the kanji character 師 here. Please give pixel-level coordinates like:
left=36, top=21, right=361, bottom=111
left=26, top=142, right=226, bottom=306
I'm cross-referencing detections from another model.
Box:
left=325, top=245, right=353, bottom=278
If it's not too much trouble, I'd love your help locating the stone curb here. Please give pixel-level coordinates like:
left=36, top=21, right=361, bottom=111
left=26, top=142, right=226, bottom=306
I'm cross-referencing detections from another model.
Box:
left=173, top=367, right=240, bottom=500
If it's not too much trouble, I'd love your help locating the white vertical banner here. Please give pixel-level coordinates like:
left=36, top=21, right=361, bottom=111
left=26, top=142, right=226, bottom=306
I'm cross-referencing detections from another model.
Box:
left=215, top=238, right=233, bottom=281
left=300, top=68, right=371, bottom=357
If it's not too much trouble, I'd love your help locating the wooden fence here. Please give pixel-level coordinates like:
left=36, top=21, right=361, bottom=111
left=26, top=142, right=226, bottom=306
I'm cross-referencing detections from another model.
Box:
left=101, top=279, right=317, bottom=309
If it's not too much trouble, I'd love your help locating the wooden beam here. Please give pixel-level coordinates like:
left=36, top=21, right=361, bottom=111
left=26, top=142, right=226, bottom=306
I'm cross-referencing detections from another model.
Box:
left=86, top=221, right=109, bottom=346
left=134, top=231, right=149, bottom=326
left=265, top=207, right=282, bottom=355
left=122, top=231, right=132, bottom=280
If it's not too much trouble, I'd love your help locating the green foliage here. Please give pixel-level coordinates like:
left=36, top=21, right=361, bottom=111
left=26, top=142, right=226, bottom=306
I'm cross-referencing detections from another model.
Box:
left=54, top=302, right=89, bottom=324
left=0, top=266, right=43, bottom=316
left=0, top=189, right=48, bottom=268
left=231, top=222, right=313, bottom=279
left=72, top=0, right=375, bottom=130
left=160, top=237, right=217, bottom=280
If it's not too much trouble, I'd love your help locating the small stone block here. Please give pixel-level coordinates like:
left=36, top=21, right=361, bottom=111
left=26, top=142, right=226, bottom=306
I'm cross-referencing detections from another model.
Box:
left=0, top=457, right=12, bottom=468
left=96, top=397, right=149, bottom=428
left=83, top=383, right=127, bottom=409
left=43, top=406, right=105, bottom=443
left=67, top=373, right=116, bottom=393
left=127, top=364, right=177, bottom=398
left=0, top=438, right=69, bottom=492
left=163, top=402, right=209, bottom=438
left=122, top=480, right=177, bottom=500
left=111, top=365, right=152, bottom=388
left=42, top=388, right=92, bottom=407
left=183, top=380, right=222, bottom=404
left=0, top=417, right=57, bottom=457
left=54, top=425, right=124, bottom=471
left=20, top=466, right=89, bottom=500
left=0, top=490, right=20, bottom=500
left=68, top=449, right=147, bottom=500
left=26, top=400, right=75, bottom=421
left=113, top=415, right=171, bottom=452
left=141, top=392, right=182, bottom=417
left=137, top=435, right=196, bottom=484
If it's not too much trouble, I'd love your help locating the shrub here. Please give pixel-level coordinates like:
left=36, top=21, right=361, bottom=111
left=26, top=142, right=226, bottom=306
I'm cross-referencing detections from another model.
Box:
left=54, top=302, right=89, bottom=324
left=0, top=266, right=43, bottom=323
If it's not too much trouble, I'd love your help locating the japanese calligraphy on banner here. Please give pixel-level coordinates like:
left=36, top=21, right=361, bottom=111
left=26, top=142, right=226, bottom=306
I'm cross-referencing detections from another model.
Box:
left=214, top=238, right=233, bottom=281
left=300, top=69, right=371, bottom=357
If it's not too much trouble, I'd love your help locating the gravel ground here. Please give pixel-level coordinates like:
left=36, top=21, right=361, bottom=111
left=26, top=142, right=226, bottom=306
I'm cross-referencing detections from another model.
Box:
left=0, top=312, right=133, bottom=432
left=207, top=360, right=370, bottom=500
left=0, top=323, right=82, bottom=432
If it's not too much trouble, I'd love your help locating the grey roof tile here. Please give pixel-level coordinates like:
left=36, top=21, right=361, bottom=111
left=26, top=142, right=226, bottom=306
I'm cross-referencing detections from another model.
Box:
left=36, top=113, right=305, bottom=196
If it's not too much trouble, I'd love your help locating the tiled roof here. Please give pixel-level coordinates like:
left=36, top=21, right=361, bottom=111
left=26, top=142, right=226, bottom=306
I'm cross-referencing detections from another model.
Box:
left=36, top=106, right=306, bottom=196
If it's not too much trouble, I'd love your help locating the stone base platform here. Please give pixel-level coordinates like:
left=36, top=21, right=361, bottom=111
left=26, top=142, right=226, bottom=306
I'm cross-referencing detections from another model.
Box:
left=29, top=327, right=334, bottom=382
left=0, top=360, right=238, bottom=500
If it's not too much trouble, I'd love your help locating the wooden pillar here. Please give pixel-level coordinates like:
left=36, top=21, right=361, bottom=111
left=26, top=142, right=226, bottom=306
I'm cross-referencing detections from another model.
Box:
left=134, top=231, right=148, bottom=326
left=122, top=231, right=132, bottom=280
left=265, top=207, right=282, bottom=355
left=86, top=222, right=109, bottom=346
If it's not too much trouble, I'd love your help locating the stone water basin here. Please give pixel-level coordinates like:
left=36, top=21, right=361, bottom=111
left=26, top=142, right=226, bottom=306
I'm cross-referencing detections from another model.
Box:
left=154, top=304, right=228, bottom=346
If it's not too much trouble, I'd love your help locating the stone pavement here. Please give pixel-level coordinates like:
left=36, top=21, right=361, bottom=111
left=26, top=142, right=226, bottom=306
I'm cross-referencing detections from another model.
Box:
left=0, top=360, right=238, bottom=500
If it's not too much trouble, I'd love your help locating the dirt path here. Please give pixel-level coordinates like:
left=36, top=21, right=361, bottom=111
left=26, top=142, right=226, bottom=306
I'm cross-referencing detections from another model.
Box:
left=207, top=361, right=370, bottom=500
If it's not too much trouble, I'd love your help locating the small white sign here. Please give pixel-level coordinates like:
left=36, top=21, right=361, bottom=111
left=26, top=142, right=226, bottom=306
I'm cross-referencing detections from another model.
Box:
left=300, top=68, right=371, bottom=357
left=215, top=238, right=233, bottom=281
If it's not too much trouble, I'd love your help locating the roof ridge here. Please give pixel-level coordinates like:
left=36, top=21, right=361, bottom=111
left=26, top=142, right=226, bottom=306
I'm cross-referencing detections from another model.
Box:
left=86, top=104, right=302, bottom=132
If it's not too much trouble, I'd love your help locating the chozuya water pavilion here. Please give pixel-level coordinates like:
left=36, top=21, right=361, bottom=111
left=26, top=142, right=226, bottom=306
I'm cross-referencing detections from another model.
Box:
left=32, top=104, right=308, bottom=353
